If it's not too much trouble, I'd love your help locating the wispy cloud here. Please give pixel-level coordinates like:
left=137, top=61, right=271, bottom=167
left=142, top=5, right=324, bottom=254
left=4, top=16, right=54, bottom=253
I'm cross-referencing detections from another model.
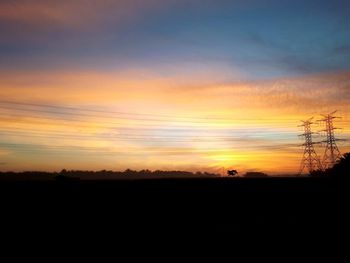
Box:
left=0, top=0, right=168, bottom=28
left=0, top=68, right=349, bottom=172
left=333, top=45, right=350, bottom=55
left=1, top=0, right=350, bottom=173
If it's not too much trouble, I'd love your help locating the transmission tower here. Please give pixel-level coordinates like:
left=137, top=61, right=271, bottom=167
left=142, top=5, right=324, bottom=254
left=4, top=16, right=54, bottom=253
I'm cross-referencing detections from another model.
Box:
left=318, top=111, right=342, bottom=169
left=298, top=117, right=322, bottom=175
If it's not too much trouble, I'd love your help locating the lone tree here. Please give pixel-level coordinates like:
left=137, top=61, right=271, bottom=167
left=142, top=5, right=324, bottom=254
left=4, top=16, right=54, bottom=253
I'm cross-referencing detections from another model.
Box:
left=227, top=170, right=238, bottom=176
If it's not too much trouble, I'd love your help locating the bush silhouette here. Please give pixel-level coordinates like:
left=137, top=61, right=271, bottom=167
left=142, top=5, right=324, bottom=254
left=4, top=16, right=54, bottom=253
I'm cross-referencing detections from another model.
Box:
left=244, top=172, right=268, bottom=178
left=331, top=152, right=350, bottom=178
left=310, top=152, right=349, bottom=178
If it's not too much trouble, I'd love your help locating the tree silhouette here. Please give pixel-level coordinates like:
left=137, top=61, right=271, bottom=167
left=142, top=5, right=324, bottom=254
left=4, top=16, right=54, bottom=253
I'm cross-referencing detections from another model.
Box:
left=330, top=152, right=350, bottom=178
left=227, top=170, right=238, bottom=176
left=244, top=172, right=268, bottom=178
left=310, top=152, right=349, bottom=178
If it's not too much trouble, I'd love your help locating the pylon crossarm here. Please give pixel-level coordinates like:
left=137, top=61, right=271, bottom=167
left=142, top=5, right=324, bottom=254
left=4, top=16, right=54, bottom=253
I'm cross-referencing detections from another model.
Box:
left=298, top=118, right=323, bottom=174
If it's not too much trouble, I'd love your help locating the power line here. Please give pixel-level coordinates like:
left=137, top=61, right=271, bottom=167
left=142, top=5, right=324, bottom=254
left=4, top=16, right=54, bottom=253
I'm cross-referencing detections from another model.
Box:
left=0, top=100, right=304, bottom=121
left=0, top=116, right=301, bottom=134
left=0, top=105, right=315, bottom=127
left=0, top=141, right=298, bottom=152
left=0, top=114, right=306, bottom=131
left=0, top=123, right=300, bottom=136
left=0, top=129, right=299, bottom=141
left=5, top=100, right=346, bottom=125
left=1, top=100, right=349, bottom=168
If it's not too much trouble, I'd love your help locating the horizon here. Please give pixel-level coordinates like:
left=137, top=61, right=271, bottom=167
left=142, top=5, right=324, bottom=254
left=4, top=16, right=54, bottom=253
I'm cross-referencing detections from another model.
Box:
left=0, top=167, right=299, bottom=176
left=1, top=0, right=350, bottom=174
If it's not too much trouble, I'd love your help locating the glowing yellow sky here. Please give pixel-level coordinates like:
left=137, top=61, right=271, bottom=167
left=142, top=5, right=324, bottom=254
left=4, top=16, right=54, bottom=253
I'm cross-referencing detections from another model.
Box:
left=1, top=1, right=350, bottom=174
left=0, top=69, right=349, bottom=174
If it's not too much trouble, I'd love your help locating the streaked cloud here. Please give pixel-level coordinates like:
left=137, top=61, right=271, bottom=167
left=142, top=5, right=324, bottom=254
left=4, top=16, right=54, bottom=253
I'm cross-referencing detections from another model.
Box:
left=0, top=0, right=168, bottom=28
left=0, top=0, right=350, bottom=173
left=0, top=68, right=349, bottom=173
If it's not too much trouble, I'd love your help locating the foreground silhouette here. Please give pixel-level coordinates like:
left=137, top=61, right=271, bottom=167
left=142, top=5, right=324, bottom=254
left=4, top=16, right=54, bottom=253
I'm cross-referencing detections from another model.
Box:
left=0, top=175, right=348, bottom=243
left=0, top=169, right=220, bottom=181
left=227, top=169, right=238, bottom=176
left=244, top=172, right=268, bottom=178
left=310, top=152, right=350, bottom=179
left=0, top=154, right=349, bottom=243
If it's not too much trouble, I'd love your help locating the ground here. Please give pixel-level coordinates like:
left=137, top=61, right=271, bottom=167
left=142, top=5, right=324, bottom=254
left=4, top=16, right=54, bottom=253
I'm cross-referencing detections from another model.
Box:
left=1, top=177, right=348, bottom=245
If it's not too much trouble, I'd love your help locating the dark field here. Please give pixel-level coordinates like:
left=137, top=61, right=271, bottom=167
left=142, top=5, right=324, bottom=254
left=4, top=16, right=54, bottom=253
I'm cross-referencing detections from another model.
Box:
left=1, top=176, right=349, bottom=245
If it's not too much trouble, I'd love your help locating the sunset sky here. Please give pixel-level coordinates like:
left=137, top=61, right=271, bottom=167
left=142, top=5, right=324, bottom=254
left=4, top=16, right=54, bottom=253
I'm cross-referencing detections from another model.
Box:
left=0, top=0, right=349, bottom=174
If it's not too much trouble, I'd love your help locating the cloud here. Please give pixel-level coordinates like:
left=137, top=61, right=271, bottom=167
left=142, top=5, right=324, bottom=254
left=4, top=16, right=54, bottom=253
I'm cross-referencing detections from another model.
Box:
left=154, top=70, right=350, bottom=117
left=1, top=1, right=350, bottom=173
left=0, top=0, right=173, bottom=48
left=0, top=0, right=167, bottom=28
left=333, top=45, right=350, bottom=55
left=1, top=0, right=350, bottom=79
left=0, top=68, right=349, bottom=116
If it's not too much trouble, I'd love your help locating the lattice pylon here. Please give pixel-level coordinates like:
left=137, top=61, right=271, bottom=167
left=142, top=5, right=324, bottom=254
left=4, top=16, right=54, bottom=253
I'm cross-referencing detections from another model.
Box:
left=318, top=111, right=342, bottom=169
left=298, top=117, right=323, bottom=175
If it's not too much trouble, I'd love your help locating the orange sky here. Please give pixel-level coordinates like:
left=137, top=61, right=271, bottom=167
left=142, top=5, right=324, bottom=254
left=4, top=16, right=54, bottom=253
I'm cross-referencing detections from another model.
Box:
left=1, top=1, right=350, bottom=174
left=0, top=69, right=349, bottom=174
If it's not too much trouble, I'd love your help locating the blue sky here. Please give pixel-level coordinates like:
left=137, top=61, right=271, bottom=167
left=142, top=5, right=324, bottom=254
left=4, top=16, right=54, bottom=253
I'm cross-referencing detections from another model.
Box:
left=0, top=0, right=349, bottom=173
left=1, top=0, right=350, bottom=79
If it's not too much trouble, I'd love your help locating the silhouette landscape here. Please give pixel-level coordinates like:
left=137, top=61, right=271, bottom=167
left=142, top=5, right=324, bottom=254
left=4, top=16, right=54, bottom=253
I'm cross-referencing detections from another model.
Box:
left=1, top=0, right=350, bottom=247
left=1, top=153, right=349, bottom=243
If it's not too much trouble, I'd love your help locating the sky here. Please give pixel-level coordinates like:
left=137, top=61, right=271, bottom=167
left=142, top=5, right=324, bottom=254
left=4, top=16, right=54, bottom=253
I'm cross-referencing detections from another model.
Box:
left=0, top=0, right=350, bottom=174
